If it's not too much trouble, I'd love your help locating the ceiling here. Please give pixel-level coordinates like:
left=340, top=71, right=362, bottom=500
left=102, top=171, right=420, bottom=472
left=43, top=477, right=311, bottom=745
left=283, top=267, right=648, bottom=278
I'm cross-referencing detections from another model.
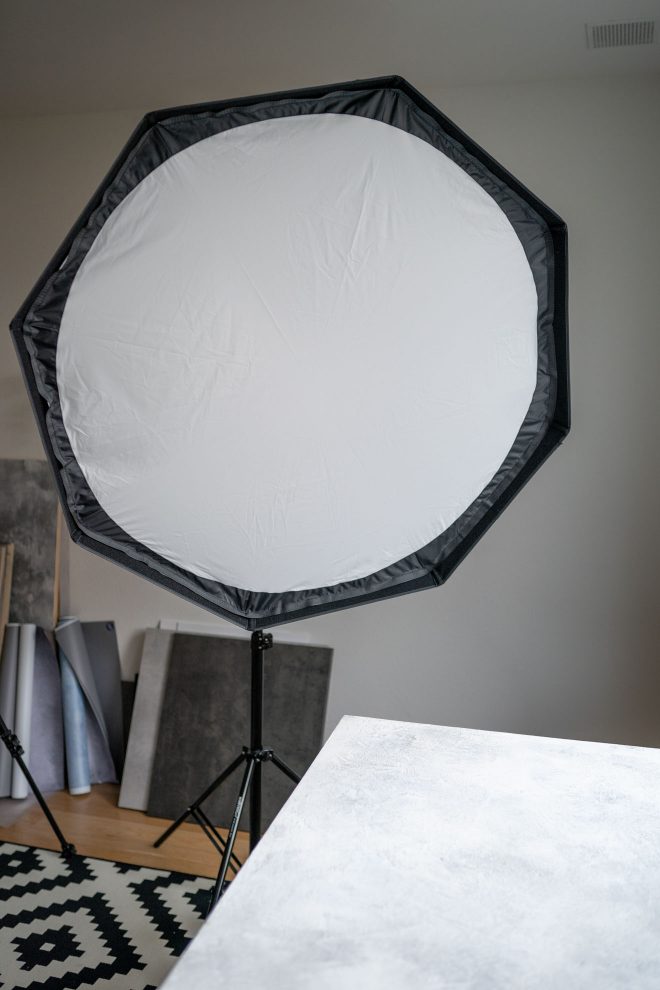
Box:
left=1, top=0, right=659, bottom=116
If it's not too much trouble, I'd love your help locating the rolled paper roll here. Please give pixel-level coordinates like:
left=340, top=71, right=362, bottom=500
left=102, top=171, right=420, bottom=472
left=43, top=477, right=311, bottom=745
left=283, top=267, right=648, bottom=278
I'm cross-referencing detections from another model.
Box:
left=0, top=623, right=20, bottom=797
left=11, top=623, right=36, bottom=799
left=60, top=653, right=91, bottom=795
left=29, top=628, right=66, bottom=794
left=55, top=617, right=116, bottom=785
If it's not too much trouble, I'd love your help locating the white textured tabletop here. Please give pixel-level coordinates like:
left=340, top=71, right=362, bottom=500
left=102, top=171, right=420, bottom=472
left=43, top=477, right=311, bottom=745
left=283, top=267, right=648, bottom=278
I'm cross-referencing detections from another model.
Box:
left=162, top=715, right=660, bottom=989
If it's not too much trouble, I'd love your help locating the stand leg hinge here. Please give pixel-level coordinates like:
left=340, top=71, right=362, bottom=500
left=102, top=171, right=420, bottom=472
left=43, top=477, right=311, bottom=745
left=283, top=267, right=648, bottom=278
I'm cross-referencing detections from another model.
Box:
left=1, top=730, right=24, bottom=759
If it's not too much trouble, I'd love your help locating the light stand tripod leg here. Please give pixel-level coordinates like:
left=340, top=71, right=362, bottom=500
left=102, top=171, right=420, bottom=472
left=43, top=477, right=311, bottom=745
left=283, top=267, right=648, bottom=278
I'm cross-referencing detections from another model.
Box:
left=192, top=806, right=243, bottom=874
left=153, top=751, right=246, bottom=848
left=157, top=629, right=303, bottom=912
left=209, top=755, right=256, bottom=911
left=270, top=752, right=302, bottom=784
left=0, top=714, right=76, bottom=859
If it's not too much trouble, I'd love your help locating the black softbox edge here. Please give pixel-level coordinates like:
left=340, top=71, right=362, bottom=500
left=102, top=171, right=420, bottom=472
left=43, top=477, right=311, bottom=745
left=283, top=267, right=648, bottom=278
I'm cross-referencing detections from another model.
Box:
left=10, top=75, right=569, bottom=631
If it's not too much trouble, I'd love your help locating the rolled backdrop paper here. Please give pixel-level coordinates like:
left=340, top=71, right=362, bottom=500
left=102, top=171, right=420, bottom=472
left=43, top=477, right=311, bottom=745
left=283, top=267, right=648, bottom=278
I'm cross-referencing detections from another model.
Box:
left=55, top=617, right=116, bottom=785
left=60, top=653, right=90, bottom=794
left=29, top=628, right=65, bottom=793
left=0, top=623, right=20, bottom=797
left=11, top=623, right=36, bottom=799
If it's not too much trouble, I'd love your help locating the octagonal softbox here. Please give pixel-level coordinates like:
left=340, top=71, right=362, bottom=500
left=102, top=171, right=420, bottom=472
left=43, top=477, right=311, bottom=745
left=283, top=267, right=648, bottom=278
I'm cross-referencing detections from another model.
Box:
left=11, top=76, right=569, bottom=630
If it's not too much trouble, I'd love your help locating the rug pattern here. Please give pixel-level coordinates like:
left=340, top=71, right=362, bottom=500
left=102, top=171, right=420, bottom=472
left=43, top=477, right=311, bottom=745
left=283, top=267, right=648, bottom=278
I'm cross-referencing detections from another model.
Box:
left=0, top=843, right=212, bottom=989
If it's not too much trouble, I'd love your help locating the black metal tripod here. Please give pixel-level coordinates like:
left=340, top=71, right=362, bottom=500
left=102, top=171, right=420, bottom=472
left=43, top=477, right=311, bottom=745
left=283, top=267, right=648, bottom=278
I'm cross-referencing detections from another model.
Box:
left=153, top=631, right=301, bottom=912
left=0, top=713, right=76, bottom=858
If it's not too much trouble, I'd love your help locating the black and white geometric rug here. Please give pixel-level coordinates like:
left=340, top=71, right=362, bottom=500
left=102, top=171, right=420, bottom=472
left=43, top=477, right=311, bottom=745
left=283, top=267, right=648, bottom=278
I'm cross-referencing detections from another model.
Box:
left=0, top=842, right=213, bottom=989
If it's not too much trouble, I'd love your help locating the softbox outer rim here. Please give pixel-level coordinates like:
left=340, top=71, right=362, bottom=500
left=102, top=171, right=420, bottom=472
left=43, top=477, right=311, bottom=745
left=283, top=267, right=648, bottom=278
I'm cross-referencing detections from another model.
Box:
left=11, top=75, right=570, bottom=630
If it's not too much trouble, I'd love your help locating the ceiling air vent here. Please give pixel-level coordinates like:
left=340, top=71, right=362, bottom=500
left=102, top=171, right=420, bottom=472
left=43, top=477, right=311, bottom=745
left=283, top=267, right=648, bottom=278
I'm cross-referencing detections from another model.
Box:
left=586, top=19, right=655, bottom=49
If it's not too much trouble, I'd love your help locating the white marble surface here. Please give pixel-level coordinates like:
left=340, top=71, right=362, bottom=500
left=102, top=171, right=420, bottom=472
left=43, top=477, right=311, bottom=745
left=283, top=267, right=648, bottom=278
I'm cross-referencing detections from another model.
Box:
left=162, top=716, right=660, bottom=989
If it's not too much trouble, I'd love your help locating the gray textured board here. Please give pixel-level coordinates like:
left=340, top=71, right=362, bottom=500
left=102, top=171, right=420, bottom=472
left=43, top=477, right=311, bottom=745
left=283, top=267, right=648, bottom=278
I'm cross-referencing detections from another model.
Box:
left=0, top=460, right=58, bottom=629
left=118, top=629, right=173, bottom=811
left=163, top=716, right=660, bottom=990
left=147, top=634, right=332, bottom=830
left=121, top=678, right=137, bottom=751
left=81, top=621, right=125, bottom=774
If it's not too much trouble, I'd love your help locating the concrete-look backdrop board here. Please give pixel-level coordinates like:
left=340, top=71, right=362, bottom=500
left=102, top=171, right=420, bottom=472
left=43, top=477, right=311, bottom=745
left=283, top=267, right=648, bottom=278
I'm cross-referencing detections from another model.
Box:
left=0, top=460, right=58, bottom=629
left=147, top=634, right=332, bottom=830
left=163, top=716, right=660, bottom=990
left=118, top=629, right=173, bottom=811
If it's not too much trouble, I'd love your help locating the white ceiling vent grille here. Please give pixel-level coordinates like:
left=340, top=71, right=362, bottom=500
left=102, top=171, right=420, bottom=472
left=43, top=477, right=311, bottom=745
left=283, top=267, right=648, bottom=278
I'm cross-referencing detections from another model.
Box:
left=586, top=19, right=655, bottom=49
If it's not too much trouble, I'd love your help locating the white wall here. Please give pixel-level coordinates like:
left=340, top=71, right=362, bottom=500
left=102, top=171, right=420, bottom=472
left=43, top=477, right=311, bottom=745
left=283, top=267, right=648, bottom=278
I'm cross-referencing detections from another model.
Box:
left=2, top=76, right=659, bottom=747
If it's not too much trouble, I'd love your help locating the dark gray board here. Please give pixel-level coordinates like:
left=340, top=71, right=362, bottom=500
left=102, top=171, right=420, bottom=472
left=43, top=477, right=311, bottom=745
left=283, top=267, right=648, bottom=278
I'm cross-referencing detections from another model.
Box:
left=81, top=621, right=125, bottom=774
left=0, top=460, right=58, bottom=629
left=147, top=634, right=332, bottom=830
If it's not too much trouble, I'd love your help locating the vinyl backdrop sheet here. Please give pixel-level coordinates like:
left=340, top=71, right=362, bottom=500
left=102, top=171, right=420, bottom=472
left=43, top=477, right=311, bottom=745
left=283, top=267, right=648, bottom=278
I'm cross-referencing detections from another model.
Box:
left=55, top=619, right=117, bottom=789
left=11, top=75, right=569, bottom=629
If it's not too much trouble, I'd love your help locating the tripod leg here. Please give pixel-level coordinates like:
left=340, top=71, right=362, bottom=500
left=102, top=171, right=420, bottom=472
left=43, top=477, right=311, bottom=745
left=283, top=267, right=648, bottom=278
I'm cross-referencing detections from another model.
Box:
left=154, top=751, right=246, bottom=847
left=192, top=806, right=243, bottom=874
left=208, top=756, right=256, bottom=913
left=19, top=757, right=76, bottom=858
left=270, top=752, right=301, bottom=784
left=250, top=759, right=261, bottom=852
left=0, top=716, right=76, bottom=859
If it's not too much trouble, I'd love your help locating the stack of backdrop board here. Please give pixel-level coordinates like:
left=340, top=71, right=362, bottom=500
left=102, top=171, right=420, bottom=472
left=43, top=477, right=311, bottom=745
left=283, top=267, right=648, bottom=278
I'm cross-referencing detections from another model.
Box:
left=0, top=619, right=124, bottom=798
left=120, top=630, right=332, bottom=831
left=0, top=624, right=65, bottom=797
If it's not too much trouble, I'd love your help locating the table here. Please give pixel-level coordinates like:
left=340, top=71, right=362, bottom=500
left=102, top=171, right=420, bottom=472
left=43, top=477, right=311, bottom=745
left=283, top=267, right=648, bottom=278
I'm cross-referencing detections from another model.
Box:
left=162, top=715, right=660, bottom=989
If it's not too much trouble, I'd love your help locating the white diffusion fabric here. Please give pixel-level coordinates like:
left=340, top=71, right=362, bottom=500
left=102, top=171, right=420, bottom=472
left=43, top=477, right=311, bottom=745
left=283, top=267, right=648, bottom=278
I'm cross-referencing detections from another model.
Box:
left=57, top=113, right=538, bottom=593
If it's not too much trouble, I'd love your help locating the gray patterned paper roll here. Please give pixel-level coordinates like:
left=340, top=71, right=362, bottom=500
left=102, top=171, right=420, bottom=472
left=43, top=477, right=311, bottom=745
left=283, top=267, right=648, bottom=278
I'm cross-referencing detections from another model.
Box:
left=60, top=653, right=90, bottom=795
left=11, top=623, right=36, bottom=799
left=0, top=623, right=20, bottom=797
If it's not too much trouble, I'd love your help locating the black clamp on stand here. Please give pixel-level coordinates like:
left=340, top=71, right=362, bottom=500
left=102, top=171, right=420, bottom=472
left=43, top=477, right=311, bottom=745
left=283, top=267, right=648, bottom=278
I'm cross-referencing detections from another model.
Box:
left=0, top=714, right=76, bottom=859
left=154, top=631, right=301, bottom=913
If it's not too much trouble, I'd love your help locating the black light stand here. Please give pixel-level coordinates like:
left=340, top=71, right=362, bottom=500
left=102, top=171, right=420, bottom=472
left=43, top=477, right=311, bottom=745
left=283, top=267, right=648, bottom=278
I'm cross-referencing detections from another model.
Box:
left=0, top=714, right=76, bottom=859
left=153, top=631, right=301, bottom=912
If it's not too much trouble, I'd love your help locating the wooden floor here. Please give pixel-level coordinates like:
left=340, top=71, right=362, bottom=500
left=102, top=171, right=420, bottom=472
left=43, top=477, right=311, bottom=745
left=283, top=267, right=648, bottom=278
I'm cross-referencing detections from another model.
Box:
left=0, top=784, right=249, bottom=879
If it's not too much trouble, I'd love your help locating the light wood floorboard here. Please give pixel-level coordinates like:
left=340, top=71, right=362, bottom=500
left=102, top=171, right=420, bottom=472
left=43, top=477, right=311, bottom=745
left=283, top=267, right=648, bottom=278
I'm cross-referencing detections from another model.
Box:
left=0, top=784, right=249, bottom=878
